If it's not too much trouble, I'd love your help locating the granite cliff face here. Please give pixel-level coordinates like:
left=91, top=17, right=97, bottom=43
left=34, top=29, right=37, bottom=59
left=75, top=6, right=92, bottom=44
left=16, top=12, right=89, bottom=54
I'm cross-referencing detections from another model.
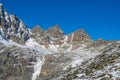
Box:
left=0, top=3, right=120, bottom=80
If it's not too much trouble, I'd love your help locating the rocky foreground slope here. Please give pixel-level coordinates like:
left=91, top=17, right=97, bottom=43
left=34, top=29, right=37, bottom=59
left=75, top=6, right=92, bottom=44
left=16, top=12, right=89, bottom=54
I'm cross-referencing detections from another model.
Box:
left=0, top=3, right=120, bottom=80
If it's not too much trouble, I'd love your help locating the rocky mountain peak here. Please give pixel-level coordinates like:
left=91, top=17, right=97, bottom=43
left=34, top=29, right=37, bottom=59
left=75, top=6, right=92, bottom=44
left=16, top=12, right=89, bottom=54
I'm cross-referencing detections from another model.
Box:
left=74, top=29, right=91, bottom=41
left=66, top=29, right=92, bottom=44
left=0, top=3, right=30, bottom=44
left=52, top=24, right=59, bottom=29
left=31, top=25, right=65, bottom=45
left=45, top=24, right=64, bottom=36
left=31, top=25, right=43, bottom=36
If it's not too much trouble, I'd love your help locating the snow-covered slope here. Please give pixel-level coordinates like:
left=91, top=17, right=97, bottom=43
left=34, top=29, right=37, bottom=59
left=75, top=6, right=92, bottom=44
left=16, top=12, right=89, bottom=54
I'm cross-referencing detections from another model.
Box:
left=49, top=41, right=120, bottom=80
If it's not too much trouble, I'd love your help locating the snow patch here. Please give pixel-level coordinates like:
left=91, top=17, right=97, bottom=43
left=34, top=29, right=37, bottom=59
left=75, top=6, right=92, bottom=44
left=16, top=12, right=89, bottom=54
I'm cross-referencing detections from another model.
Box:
left=10, top=15, right=13, bottom=22
left=71, top=59, right=83, bottom=68
left=4, top=11, right=10, bottom=22
left=49, top=44, right=60, bottom=52
left=63, top=58, right=83, bottom=70
left=26, top=38, right=40, bottom=47
left=76, top=73, right=85, bottom=78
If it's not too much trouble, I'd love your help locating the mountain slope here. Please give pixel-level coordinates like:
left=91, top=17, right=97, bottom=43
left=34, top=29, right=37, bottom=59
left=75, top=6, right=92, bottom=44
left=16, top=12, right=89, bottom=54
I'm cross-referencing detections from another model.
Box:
left=53, top=41, right=120, bottom=80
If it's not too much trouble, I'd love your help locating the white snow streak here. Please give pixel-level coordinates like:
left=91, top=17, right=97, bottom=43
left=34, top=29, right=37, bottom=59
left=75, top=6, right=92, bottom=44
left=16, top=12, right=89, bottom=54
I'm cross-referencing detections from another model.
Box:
left=64, top=35, right=68, bottom=45
left=32, top=55, right=45, bottom=80
left=70, top=33, right=74, bottom=43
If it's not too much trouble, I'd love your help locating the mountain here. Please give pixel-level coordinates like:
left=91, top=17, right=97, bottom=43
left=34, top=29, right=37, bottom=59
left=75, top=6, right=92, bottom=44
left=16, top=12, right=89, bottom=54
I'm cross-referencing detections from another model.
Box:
left=0, top=3, right=30, bottom=44
left=0, top=3, right=120, bottom=80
